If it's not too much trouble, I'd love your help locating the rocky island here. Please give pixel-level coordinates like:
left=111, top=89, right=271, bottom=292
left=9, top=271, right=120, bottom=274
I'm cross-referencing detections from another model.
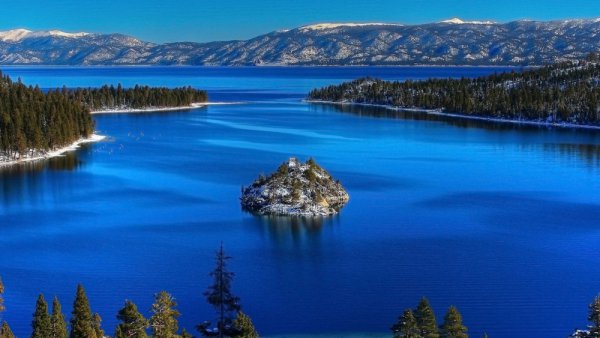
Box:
left=241, top=158, right=349, bottom=216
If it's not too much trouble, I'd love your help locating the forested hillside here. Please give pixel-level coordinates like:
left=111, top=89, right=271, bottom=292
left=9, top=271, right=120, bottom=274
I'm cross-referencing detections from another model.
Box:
left=308, top=56, right=600, bottom=126
left=0, top=72, right=207, bottom=162
left=70, top=84, right=207, bottom=111
left=0, top=73, right=94, bottom=159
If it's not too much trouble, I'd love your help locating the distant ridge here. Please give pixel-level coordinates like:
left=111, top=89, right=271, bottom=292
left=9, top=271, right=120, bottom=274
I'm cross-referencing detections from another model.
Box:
left=0, top=29, right=90, bottom=42
left=0, top=19, right=599, bottom=66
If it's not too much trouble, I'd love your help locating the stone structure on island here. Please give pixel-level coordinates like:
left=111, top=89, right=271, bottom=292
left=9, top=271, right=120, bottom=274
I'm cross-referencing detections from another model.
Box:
left=241, top=157, right=350, bottom=216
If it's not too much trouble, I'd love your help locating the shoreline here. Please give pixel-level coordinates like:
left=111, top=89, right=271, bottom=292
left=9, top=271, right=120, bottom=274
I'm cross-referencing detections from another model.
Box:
left=306, top=100, right=600, bottom=131
left=0, top=133, right=106, bottom=168
left=90, top=102, right=243, bottom=115
left=0, top=64, right=534, bottom=68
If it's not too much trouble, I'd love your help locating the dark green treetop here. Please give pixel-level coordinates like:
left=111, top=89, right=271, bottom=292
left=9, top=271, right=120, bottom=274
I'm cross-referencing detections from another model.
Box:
left=415, top=298, right=439, bottom=338
left=115, top=300, right=149, bottom=338
left=391, top=309, right=421, bottom=338
left=32, top=294, right=52, bottom=338
left=51, top=296, right=68, bottom=338
left=70, top=284, right=97, bottom=338
left=588, top=295, right=600, bottom=338
left=92, top=313, right=104, bottom=338
left=440, top=306, right=468, bottom=338
left=232, top=311, right=259, bottom=338
left=0, top=277, right=4, bottom=315
left=0, top=321, right=15, bottom=338
left=149, top=291, right=180, bottom=338
left=198, top=244, right=241, bottom=338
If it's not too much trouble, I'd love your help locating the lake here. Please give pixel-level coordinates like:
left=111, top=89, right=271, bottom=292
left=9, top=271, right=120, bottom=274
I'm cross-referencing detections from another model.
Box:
left=1, top=66, right=599, bottom=338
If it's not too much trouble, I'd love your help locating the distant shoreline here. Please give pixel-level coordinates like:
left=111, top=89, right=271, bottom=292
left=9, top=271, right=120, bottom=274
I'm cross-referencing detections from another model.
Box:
left=90, top=102, right=207, bottom=114
left=0, top=64, right=529, bottom=68
left=90, top=102, right=242, bottom=115
left=0, top=134, right=106, bottom=167
left=307, top=100, right=600, bottom=131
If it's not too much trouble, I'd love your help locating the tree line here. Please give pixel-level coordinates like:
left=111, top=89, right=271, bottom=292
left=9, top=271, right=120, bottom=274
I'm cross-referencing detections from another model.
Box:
left=0, top=73, right=94, bottom=159
left=308, top=55, right=600, bottom=126
left=0, top=71, right=207, bottom=160
left=0, top=246, right=258, bottom=338
left=68, top=84, right=207, bottom=112
left=4, top=246, right=600, bottom=338
left=391, top=298, right=468, bottom=338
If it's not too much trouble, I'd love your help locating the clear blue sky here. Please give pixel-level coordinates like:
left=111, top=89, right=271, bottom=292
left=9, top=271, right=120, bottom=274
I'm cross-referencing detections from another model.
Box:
left=1, top=0, right=599, bottom=43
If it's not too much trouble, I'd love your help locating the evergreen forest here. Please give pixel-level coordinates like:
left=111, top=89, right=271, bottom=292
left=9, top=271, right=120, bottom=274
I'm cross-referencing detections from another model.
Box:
left=0, top=71, right=207, bottom=160
left=308, top=55, right=600, bottom=126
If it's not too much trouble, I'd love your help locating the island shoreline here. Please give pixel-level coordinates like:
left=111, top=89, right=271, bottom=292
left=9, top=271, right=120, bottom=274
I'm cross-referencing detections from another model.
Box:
left=306, top=100, right=600, bottom=131
left=0, top=133, right=106, bottom=168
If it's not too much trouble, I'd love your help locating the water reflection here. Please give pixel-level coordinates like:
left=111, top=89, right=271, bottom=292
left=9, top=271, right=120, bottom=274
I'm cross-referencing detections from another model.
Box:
left=311, top=103, right=600, bottom=171
left=309, top=102, right=598, bottom=132
left=0, top=149, right=86, bottom=208
left=546, top=143, right=600, bottom=168
left=248, top=214, right=339, bottom=246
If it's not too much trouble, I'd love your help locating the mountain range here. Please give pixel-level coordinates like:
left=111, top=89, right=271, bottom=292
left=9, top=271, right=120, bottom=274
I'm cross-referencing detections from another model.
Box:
left=1, top=18, right=599, bottom=66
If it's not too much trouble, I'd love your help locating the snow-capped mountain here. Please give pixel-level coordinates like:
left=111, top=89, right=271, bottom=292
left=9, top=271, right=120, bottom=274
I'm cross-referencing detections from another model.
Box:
left=0, top=18, right=599, bottom=66
left=0, top=29, right=90, bottom=42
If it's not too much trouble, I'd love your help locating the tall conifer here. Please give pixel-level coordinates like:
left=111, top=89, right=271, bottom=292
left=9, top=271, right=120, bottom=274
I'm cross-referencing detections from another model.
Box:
left=440, top=306, right=468, bottom=338
left=391, top=309, right=420, bottom=338
left=198, top=244, right=241, bottom=337
left=115, top=300, right=148, bottom=338
left=233, top=311, right=259, bottom=338
left=51, top=296, right=68, bottom=338
left=70, top=285, right=96, bottom=338
left=32, top=294, right=52, bottom=338
left=149, top=291, right=180, bottom=338
left=0, top=321, right=15, bottom=338
left=415, top=298, right=439, bottom=338
left=588, top=295, right=600, bottom=337
left=92, top=313, right=104, bottom=338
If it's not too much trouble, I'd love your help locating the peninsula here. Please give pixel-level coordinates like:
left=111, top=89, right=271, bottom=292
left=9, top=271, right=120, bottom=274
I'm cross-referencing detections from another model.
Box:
left=0, top=72, right=208, bottom=166
left=241, top=158, right=349, bottom=216
left=308, top=56, right=600, bottom=128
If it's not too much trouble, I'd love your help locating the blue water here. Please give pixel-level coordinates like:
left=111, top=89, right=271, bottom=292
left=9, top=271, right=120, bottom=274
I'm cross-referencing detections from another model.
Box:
left=1, top=66, right=599, bottom=338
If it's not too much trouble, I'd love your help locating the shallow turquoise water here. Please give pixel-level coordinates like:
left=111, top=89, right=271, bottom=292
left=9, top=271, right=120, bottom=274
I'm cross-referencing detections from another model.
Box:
left=1, top=66, right=599, bottom=337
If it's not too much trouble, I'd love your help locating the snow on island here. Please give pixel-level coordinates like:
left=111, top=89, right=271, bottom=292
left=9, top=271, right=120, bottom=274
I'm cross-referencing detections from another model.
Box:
left=241, top=157, right=350, bottom=217
left=0, top=134, right=105, bottom=167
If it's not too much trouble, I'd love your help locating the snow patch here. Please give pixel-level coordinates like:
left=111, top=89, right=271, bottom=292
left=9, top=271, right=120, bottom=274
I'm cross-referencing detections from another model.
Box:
left=0, top=28, right=90, bottom=42
left=440, top=18, right=495, bottom=25
left=0, top=134, right=105, bottom=167
left=299, top=23, right=403, bottom=32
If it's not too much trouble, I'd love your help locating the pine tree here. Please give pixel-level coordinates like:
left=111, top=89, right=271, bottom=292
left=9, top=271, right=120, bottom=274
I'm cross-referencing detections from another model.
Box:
left=415, top=298, right=439, bottom=338
left=588, top=295, right=600, bottom=337
left=0, top=278, right=12, bottom=338
left=0, top=277, right=4, bottom=315
left=51, top=296, right=68, bottom=338
left=70, top=284, right=96, bottom=338
left=440, top=306, right=468, bottom=338
left=180, top=328, right=194, bottom=338
left=0, top=321, right=15, bottom=338
left=232, top=311, right=259, bottom=338
left=115, top=300, right=148, bottom=338
left=149, top=291, right=180, bottom=338
left=32, top=294, right=52, bottom=338
left=391, top=309, right=420, bottom=338
left=93, top=313, right=105, bottom=338
left=198, top=244, right=241, bottom=338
